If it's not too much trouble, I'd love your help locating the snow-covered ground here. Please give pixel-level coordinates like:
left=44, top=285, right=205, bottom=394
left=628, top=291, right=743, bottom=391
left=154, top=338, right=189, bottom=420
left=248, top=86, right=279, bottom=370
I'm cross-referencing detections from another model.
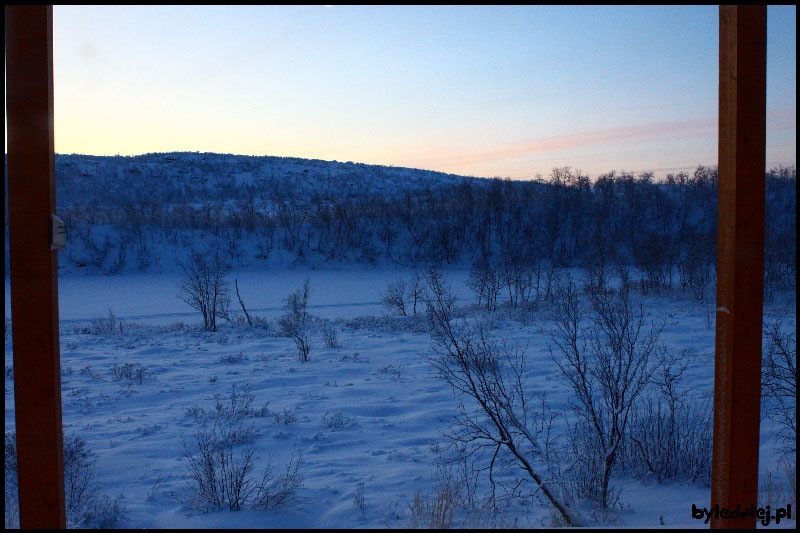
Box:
left=4, top=269, right=796, bottom=528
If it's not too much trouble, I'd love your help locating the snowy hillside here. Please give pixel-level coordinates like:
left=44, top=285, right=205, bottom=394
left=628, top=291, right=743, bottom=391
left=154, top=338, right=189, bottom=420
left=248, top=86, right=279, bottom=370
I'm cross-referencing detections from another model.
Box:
left=50, top=152, right=478, bottom=209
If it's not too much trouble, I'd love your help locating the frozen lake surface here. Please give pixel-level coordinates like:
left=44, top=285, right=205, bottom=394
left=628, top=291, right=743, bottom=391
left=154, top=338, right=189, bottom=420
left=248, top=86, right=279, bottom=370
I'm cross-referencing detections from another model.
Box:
left=5, top=268, right=474, bottom=324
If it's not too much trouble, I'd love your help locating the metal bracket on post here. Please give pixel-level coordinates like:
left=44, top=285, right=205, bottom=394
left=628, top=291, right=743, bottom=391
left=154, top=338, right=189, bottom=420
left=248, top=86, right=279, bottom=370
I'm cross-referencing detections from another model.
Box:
left=50, top=214, right=66, bottom=251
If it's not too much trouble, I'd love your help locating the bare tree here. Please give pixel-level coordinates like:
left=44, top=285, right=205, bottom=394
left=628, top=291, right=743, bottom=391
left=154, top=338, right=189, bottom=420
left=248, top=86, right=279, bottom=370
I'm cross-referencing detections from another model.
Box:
left=178, top=251, right=231, bottom=332
left=424, top=270, right=587, bottom=526
left=762, top=318, right=796, bottom=455
left=408, top=270, right=425, bottom=315
left=235, top=279, right=253, bottom=328
left=677, top=233, right=713, bottom=301
left=550, top=280, right=660, bottom=509
left=382, top=279, right=407, bottom=316
left=467, top=257, right=504, bottom=312
left=279, top=280, right=312, bottom=362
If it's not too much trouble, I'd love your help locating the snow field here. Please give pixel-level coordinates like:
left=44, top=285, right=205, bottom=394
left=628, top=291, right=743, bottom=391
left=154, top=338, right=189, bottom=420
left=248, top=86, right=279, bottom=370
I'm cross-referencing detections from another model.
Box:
left=4, top=270, right=796, bottom=528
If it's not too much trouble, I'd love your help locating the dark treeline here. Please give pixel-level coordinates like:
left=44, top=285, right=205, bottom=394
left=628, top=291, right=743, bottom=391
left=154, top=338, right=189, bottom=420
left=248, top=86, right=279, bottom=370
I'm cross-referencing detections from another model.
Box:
left=3, top=153, right=796, bottom=298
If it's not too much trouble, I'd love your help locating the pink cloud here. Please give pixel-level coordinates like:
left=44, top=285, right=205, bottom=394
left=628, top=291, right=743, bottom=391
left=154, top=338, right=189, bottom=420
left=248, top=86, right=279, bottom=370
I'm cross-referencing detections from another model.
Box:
left=402, top=117, right=718, bottom=170
left=401, top=107, right=794, bottom=172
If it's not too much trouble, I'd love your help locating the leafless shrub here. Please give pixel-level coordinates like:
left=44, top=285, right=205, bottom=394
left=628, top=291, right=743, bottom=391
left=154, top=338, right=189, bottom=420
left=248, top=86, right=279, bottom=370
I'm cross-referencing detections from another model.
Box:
left=219, top=352, right=247, bottom=364
left=111, top=362, right=151, bottom=384
left=251, top=446, right=303, bottom=510
left=322, top=324, right=339, bottom=349
left=182, top=421, right=258, bottom=511
left=378, top=364, right=403, bottom=379
left=758, top=458, right=796, bottom=513
left=251, top=315, right=271, bottom=330
left=550, top=279, right=661, bottom=509
left=623, top=351, right=712, bottom=486
left=89, top=308, right=121, bottom=335
left=279, top=280, right=312, bottom=362
left=501, top=252, right=535, bottom=308
left=322, top=410, right=351, bottom=429
left=408, top=485, right=458, bottom=528
left=214, top=384, right=257, bottom=427
left=631, top=233, right=672, bottom=294
left=147, top=473, right=165, bottom=501
left=274, top=408, right=297, bottom=425
left=762, top=318, right=796, bottom=455
left=70, top=226, right=112, bottom=269
left=424, top=269, right=587, bottom=527
left=406, top=462, right=489, bottom=529
left=182, top=392, right=301, bottom=512
left=77, top=494, right=124, bottom=529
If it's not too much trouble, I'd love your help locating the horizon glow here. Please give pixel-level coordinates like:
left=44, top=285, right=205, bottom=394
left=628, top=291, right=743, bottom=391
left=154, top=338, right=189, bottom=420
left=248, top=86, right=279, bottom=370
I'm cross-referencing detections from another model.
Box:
left=6, top=5, right=798, bottom=179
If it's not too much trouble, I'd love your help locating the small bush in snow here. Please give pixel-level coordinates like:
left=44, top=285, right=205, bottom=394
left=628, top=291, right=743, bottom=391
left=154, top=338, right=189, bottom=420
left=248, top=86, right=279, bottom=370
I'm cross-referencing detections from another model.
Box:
left=182, top=391, right=302, bottom=512
left=622, top=351, right=712, bottom=486
left=322, top=324, right=339, bottom=349
left=251, top=446, right=303, bottom=510
left=377, top=364, right=403, bottom=379
left=111, top=362, right=151, bottom=384
left=78, top=494, right=124, bottom=529
left=279, top=280, right=312, bottom=362
left=407, top=468, right=462, bottom=529
left=758, top=459, right=796, bottom=512
left=274, top=408, right=297, bottom=425
left=322, top=410, right=350, bottom=429
left=89, top=308, right=121, bottom=335
left=183, top=421, right=257, bottom=511
left=185, top=384, right=264, bottom=436
left=219, top=352, right=247, bottom=364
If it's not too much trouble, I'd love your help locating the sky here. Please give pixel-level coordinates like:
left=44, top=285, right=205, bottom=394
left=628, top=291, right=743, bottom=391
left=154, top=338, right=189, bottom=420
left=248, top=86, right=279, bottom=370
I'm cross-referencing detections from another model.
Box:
left=8, top=5, right=798, bottom=179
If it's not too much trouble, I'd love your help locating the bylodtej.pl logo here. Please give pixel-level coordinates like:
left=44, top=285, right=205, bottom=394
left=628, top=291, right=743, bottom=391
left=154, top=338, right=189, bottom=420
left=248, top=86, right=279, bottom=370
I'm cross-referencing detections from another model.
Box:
left=692, top=503, right=793, bottom=526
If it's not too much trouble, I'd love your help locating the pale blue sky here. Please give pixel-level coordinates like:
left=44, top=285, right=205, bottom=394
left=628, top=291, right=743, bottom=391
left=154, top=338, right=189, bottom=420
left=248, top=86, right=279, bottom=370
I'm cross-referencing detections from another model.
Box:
left=33, top=5, right=799, bottom=178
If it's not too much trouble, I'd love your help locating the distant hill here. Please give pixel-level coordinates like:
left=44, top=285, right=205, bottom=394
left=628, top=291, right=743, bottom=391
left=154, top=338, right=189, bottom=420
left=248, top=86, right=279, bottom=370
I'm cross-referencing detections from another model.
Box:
left=48, top=152, right=486, bottom=209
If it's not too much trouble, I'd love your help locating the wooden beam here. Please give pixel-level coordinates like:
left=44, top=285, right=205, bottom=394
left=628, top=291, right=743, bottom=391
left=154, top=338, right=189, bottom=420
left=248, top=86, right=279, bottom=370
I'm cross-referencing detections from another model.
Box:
left=5, top=5, right=67, bottom=529
left=711, top=5, right=767, bottom=529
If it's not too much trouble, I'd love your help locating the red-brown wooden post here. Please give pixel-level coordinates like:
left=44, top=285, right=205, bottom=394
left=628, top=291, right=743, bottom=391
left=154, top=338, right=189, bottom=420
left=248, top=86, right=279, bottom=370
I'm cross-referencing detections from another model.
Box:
left=711, top=5, right=767, bottom=529
left=6, top=4, right=67, bottom=528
